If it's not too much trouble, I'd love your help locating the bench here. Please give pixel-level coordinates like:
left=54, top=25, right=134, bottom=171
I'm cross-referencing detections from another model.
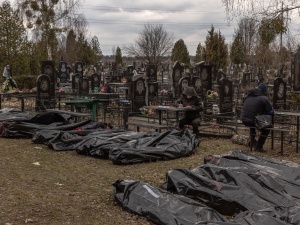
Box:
left=44, top=109, right=92, bottom=122
left=126, top=121, right=171, bottom=133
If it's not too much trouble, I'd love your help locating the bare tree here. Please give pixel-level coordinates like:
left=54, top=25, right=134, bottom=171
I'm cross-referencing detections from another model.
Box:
left=221, top=0, right=300, bottom=22
left=16, top=0, right=85, bottom=61
left=124, top=24, right=174, bottom=64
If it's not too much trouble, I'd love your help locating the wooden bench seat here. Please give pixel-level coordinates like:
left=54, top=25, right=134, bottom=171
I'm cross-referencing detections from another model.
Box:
left=126, top=121, right=171, bottom=133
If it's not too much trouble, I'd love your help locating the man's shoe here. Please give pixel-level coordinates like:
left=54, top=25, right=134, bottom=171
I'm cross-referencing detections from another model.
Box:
left=248, top=139, right=257, bottom=148
left=254, top=146, right=266, bottom=152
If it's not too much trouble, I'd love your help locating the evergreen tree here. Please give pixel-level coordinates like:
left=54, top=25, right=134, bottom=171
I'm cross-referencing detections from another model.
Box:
left=230, top=32, right=246, bottom=65
left=204, top=26, right=228, bottom=70
left=171, top=39, right=190, bottom=64
left=90, top=36, right=102, bottom=62
left=194, top=43, right=204, bottom=63
left=115, top=47, right=122, bottom=65
left=0, top=1, right=30, bottom=76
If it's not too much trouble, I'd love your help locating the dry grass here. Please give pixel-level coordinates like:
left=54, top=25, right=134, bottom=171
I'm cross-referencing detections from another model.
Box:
left=1, top=132, right=300, bottom=224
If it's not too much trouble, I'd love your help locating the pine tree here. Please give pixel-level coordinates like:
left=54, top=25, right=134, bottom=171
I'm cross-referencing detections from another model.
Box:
left=230, top=32, right=246, bottom=65
left=171, top=39, right=190, bottom=64
left=0, top=1, right=30, bottom=76
left=204, top=26, right=228, bottom=69
left=115, top=47, right=122, bottom=65
left=194, top=43, right=204, bottom=63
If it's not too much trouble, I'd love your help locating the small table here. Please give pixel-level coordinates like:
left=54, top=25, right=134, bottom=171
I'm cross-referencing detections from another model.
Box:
left=145, top=105, right=195, bottom=126
left=63, top=98, right=107, bottom=121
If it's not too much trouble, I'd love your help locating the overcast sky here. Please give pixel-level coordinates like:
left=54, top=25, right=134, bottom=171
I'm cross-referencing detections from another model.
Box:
left=81, top=0, right=237, bottom=56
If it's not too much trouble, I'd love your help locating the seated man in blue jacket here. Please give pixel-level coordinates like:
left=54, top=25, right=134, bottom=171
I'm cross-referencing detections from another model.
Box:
left=241, top=83, right=274, bottom=152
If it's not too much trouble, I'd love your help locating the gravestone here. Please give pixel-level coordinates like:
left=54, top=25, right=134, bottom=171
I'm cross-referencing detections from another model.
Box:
left=35, top=74, right=54, bottom=110
left=172, top=61, right=184, bottom=97
left=273, top=77, right=286, bottom=110
left=41, top=60, right=55, bottom=98
left=132, top=76, right=147, bottom=112
left=241, top=72, right=251, bottom=87
left=58, top=61, right=68, bottom=83
left=293, top=53, right=300, bottom=91
left=72, top=73, right=80, bottom=94
left=216, top=70, right=226, bottom=84
left=148, top=82, right=158, bottom=101
left=146, top=64, right=157, bottom=83
left=219, top=78, right=233, bottom=114
left=91, top=73, right=101, bottom=92
left=74, top=61, right=84, bottom=76
left=178, top=77, right=191, bottom=96
left=80, top=77, right=90, bottom=96
left=200, top=65, right=213, bottom=95
left=192, top=76, right=203, bottom=96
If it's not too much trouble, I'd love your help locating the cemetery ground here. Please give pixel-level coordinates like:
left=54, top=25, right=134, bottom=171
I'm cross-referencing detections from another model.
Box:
left=1, top=135, right=300, bottom=225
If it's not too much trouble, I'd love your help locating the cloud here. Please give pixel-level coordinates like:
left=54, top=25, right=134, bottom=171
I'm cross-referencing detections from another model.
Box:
left=82, top=0, right=236, bottom=55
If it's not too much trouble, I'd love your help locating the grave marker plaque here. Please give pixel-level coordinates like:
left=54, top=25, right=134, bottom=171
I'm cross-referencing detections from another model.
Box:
left=81, top=77, right=90, bottom=96
left=219, top=78, right=233, bottom=114
left=36, top=74, right=53, bottom=110
left=242, top=72, right=251, bottom=87
left=91, top=73, right=101, bottom=92
left=41, top=60, right=55, bottom=97
left=72, top=73, right=80, bottom=94
left=273, top=77, right=286, bottom=110
left=58, top=61, right=68, bottom=83
left=293, top=53, right=300, bottom=91
left=192, top=76, right=203, bottom=96
left=200, top=65, right=212, bottom=94
left=74, top=61, right=83, bottom=76
left=132, top=77, right=146, bottom=112
left=146, top=64, right=157, bottom=83
left=148, top=82, right=158, bottom=100
left=172, top=61, right=184, bottom=97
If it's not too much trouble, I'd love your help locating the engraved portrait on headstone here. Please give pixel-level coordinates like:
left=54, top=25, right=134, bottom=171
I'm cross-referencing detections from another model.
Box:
left=75, top=61, right=83, bottom=76
left=192, top=76, right=202, bottom=95
left=293, top=53, right=300, bottom=91
left=132, top=77, right=147, bottom=112
left=59, top=61, right=68, bottom=83
left=219, top=78, right=233, bottom=113
left=148, top=83, right=158, bottom=99
left=273, top=77, right=286, bottom=110
left=136, top=80, right=144, bottom=94
left=146, top=64, right=157, bottom=83
left=36, top=74, right=53, bottom=110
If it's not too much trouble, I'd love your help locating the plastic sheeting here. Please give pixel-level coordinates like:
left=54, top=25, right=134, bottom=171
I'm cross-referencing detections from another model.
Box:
left=115, top=151, right=300, bottom=224
left=32, top=128, right=199, bottom=163
left=113, top=180, right=233, bottom=225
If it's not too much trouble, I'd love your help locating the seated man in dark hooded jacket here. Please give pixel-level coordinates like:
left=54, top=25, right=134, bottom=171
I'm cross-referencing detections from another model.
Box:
left=241, top=83, right=274, bottom=152
left=176, top=86, right=203, bottom=136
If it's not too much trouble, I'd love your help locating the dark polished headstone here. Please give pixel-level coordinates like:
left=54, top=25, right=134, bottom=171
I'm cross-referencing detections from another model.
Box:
left=36, top=74, right=54, bottom=110
left=146, top=64, right=157, bottom=83
left=58, top=61, right=68, bottom=83
left=74, top=61, right=83, bottom=76
left=273, top=77, right=286, bottom=110
left=200, top=65, right=213, bottom=95
left=192, top=76, right=203, bottom=96
left=293, top=53, right=300, bottom=91
left=132, top=78, right=146, bottom=112
left=41, top=60, right=55, bottom=97
left=219, top=78, right=233, bottom=113
left=172, top=61, right=184, bottom=97
left=72, top=73, right=80, bottom=94
left=148, top=82, right=158, bottom=100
